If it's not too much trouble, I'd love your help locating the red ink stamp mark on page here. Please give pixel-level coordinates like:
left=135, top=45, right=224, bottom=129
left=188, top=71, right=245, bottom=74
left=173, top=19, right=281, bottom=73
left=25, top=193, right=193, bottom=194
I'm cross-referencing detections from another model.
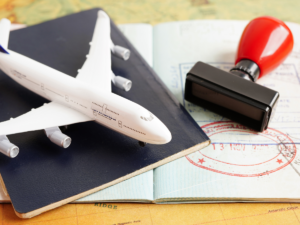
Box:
left=186, top=121, right=296, bottom=177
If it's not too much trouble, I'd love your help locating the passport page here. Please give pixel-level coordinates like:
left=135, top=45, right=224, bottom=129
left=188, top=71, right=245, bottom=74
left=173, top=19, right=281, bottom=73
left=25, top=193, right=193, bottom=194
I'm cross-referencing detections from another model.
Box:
left=152, top=20, right=300, bottom=202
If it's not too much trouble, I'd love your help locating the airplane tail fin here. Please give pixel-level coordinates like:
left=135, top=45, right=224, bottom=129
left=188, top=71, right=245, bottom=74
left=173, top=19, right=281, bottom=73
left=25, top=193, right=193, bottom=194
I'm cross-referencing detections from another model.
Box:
left=0, top=18, right=10, bottom=54
left=0, top=45, right=9, bottom=54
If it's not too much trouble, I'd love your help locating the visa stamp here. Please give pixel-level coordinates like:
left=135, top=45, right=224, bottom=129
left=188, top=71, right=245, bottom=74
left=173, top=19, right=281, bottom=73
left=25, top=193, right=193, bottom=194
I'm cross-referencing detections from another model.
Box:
left=186, top=121, right=297, bottom=177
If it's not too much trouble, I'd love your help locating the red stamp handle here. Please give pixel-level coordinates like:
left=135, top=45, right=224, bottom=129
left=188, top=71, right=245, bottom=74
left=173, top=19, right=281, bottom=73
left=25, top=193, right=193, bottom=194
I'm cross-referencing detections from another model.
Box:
left=236, top=16, right=294, bottom=78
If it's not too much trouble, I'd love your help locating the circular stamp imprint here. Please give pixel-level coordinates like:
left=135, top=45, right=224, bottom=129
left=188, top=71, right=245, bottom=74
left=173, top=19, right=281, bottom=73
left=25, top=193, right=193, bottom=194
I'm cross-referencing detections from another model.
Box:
left=186, top=121, right=297, bottom=177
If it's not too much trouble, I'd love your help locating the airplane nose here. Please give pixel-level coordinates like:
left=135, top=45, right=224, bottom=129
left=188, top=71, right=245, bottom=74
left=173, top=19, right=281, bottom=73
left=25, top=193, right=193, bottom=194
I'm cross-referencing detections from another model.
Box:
left=137, top=107, right=171, bottom=144
left=159, top=124, right=172, bottom=144
left=151, top=119, right=172, bottom=144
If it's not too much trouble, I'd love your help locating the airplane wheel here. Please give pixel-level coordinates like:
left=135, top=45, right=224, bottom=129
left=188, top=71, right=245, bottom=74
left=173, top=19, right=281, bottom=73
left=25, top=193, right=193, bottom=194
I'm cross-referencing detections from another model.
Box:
left=138, top=141, right=147, bottom=147
left=60, top=125, right=69, bottom=132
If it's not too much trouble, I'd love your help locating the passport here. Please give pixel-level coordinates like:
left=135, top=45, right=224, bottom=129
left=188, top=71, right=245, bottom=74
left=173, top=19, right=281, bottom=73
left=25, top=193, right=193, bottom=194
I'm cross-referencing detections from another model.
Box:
left=0, top=8, right=210, bottom=218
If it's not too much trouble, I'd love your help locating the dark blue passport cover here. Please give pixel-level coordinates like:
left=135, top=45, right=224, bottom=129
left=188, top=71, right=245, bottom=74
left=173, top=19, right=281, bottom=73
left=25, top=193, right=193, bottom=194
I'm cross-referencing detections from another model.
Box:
left=0, top=9, right=210, bottom=218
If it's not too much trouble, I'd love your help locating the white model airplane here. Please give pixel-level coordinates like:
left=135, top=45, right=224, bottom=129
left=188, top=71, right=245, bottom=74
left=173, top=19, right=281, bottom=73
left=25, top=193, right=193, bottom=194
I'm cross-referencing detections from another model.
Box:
left=0, top=11, right=172, bottom=158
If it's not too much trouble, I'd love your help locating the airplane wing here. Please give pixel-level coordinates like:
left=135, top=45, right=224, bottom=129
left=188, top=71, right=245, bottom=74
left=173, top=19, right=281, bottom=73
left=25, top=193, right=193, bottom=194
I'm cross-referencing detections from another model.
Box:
left=0, top=102, right=93, bottom=136
left=76, top=11, right=112, bottom=92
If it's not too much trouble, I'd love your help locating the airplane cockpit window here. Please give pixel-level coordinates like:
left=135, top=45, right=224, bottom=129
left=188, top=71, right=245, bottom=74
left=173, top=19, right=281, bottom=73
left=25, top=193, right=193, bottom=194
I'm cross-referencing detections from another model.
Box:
left=139, top=108, right=154, bottom=122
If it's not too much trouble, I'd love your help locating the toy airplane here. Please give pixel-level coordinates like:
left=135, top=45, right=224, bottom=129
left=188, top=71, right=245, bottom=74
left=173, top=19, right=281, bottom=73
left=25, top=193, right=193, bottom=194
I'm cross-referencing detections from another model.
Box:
left=0, top=11, right=172, bottom=158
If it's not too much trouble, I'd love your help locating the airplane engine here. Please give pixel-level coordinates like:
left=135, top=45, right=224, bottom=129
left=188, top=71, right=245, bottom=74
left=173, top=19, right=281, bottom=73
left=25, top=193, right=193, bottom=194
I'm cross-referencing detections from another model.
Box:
left=0, top=135, right=19, bottom=158
left=44, top=127, right=71, bottom=148
left=112, top=45, right=130, bottom=60
left=110, top=40, right=130, bottom=61
left=111, top=72, right=132, bottom=91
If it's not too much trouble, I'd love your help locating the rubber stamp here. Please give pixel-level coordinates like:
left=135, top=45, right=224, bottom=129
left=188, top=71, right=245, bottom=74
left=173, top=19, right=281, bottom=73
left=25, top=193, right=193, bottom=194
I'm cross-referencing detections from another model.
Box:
left=185, top=16, right=294, bottom=132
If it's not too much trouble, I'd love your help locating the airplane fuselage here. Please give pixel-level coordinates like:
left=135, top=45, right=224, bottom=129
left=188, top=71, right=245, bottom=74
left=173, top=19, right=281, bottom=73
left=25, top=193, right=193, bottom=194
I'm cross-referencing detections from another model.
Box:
left=0, top=50, right=171, bottom=144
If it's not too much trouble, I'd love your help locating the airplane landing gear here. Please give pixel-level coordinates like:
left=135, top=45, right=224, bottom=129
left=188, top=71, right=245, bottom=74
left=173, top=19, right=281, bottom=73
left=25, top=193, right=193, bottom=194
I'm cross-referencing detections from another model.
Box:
left=138, top=141, right=147, bottom=147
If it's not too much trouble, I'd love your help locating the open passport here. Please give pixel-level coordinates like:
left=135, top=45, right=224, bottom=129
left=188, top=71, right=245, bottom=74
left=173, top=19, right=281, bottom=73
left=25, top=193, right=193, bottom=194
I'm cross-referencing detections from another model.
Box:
left=81, top=20, right=300, bottom=203
left=1, top=16, right=300, bottom=204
